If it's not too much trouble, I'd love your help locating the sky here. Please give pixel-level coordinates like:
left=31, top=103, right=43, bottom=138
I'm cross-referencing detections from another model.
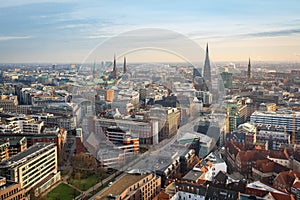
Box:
left=0, top=0, right=300, bottom=63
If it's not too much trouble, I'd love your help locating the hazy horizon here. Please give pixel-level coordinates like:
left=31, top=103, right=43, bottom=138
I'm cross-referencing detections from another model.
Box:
left=0, top=0, right=300, bottom=63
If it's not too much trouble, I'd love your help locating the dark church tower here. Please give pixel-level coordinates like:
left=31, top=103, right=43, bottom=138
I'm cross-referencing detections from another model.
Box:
left=203, top=43, right=212, bottom=90
left=123, top=57, right=127, bottom=74
left=113, top=55, right=117, bottom=79
left=247, top=58, right=252, bottom=80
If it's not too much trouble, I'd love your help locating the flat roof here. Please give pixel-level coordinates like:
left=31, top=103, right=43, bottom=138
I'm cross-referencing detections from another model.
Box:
left=95, top=173, right=148, bottom=200
left=183, top=170, right=203, bottom=182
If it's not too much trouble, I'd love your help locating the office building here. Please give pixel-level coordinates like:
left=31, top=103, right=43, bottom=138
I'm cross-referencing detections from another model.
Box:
left=250, top=110, right=300, bottom=143
left=221, top=71, right=233, bottom=88
left=0, top=143, right=59, bottom=193
left=226, top=100, right=248, bottom=132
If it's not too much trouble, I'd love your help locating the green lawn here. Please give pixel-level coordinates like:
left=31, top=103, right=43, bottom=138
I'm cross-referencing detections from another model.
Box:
left=69, top=173, right=108, bottom=191
left=46, top=183, right=80, bottom=200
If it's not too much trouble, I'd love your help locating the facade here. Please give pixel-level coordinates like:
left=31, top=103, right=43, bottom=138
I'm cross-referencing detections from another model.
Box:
left=258, top=103, right=276, bottom=112
left=21, top=119, right=44, bottom=134
left=157, top=107, right=181, bottom=142
left=95, top=117, right=154, bottom=144
left=0, top=143, right=59, bottom=192
left=250, top=110, right=300, bottom=133
left=0, top=95, right=18, bottom=113
left=8, top=137, right=27, bottom=157
left=0, top=118, right=21, bottom=134
left=235, top=151, right=266, bottom=177
left=0, top=140, right=9, bottom=162
left=0, top=176, right=25, bottom=200
left=256, top=125, right=290, bottom=150
left=98, top=127, right=139, bottom=168
left=0, top=131, right=66, bottom=156
left=226, top=100, right=248, bottom=132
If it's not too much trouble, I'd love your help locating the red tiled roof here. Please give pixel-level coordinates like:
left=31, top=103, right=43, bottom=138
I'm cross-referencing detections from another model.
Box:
left=269, top=150, right=289, bottom=160
left=269, top=192, right=295, bottom=200
left=254, top=159, right=289, bottom=173
left=292, top=181, right=300, bottom=189
left=274, top=170, right=300, bottom=191
left=237, top=150, right=266, bottom=162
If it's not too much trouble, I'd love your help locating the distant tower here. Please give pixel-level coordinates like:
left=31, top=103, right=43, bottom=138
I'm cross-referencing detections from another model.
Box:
left=113, top=55, right=117, bottom=79
left=247, top=58, right=252, bottom=80
left=93, top=60, right=96, bottom=78
left=123, top=57, right=127, bottom=74
left=203, top=43, right=212, bottom=90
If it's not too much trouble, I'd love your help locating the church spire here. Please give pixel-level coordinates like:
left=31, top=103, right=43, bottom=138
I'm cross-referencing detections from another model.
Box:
left=123, top=57, right=127, bottom=74
left=113, top=54, right=117, bottom=79
left=247, top=57, right=252, bottom=80
left=203, top=43, right=212, bottom=91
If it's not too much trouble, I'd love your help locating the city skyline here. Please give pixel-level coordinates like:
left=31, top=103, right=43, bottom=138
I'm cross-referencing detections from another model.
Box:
left=0, top=0, right=300, bottom=63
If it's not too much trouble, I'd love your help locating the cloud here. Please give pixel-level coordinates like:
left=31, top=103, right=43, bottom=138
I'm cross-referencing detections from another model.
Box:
left=240, top=28, right=300, bottom=38
left=0, top=0, right=75, bottom=8
left=0, top=36, right=32, bottom=41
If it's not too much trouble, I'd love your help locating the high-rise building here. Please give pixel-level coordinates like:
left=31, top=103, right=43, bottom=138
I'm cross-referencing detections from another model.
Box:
left=203, top=43, right=212, bottom=91
left=221, top=71, right=233, bottom=88
left=247, top=58, right=252, bottom=80
left=93, top=61, right=96, bottom=78
left=123, top=57, right=127, bottom=74
left=225, top=100, right=248, bottom=132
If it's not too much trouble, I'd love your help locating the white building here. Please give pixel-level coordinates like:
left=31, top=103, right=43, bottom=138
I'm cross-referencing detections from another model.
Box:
left=170, top=191, right=205, bottom=200
left=250, top=110, right=300, bottom=133
left=193, top=152, right=227, bottom=181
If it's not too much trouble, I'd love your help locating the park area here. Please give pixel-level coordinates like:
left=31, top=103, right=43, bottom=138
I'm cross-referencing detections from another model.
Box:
left=46, top=183, right=80, bottom=200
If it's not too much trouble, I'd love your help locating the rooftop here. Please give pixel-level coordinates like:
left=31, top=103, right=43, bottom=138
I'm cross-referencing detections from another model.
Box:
left=0, top=143, right=55, bottom=168
left=247, top=181, right=286, bottom=194
left=95, top=173, right=148, bottom=200
left=183, top=170, right=203, bottom=182
left=252, top=110, right=300, bottom=118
